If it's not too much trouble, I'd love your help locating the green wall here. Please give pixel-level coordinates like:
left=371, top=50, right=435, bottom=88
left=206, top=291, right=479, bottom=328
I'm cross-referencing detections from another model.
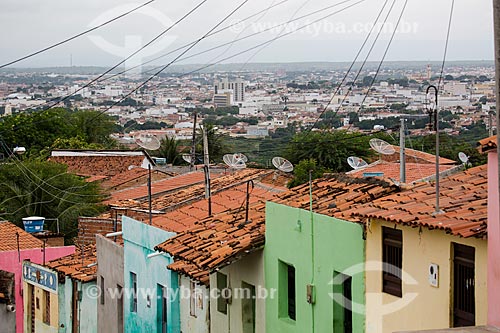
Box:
left=265, top=202, right=366, bottom=333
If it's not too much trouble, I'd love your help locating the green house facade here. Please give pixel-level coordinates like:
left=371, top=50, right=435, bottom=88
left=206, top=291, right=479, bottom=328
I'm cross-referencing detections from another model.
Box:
left=265, top=201, right=366, bottom=333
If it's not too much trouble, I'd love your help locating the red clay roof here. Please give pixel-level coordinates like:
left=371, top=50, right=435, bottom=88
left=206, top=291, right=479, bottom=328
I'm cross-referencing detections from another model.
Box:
left=101, top=169, right=175, bottom=190
left=156, top=201, right=268, bottom=285
left=0, top=222, right=44, bottom=251
left=384, top=146, right=456, bottom=165
left=109, top=169, right=273, bottom=211
left=46, top=244, right=97, bottom=282
left=156, top=175, right=397, bottom=285
left=478, top=135, right=497, bottom=153
left=342, top=164, right=488, bottom=238
left=151, top=182, right=282, bottom=233
left=105, top=171, right=207, bottom=204
left=50, top=155, right=146, bottom=177
left=348, top=161, right=456, bottom=183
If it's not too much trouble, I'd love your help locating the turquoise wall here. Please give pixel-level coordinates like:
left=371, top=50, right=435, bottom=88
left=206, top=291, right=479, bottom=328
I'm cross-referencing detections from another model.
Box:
left=123, top=216, right=180, bottom=333
left=57, top=277, right=97, bottom=333
left=265, top=202, right=366, bottom=333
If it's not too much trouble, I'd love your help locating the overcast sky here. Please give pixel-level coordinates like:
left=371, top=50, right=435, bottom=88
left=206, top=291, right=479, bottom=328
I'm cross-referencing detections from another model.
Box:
left=0, top=0, right=494, bottom=68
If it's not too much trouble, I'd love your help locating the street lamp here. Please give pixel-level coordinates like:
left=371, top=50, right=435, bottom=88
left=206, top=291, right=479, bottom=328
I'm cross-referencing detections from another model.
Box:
left=426, top=85, right=443, bottom=215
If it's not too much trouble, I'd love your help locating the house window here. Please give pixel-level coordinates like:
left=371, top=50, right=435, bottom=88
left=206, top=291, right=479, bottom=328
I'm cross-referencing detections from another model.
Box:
left=43, top=290, right=50, bottom=325
left=382, top=227, right=403, bottom=297
left=131, top=272, right=138, bottom=312
left=279, top=261, right=296, bottom=321
left=100, top=276, right=105, bottom=305
left=216, top=272, right=228, bottom=314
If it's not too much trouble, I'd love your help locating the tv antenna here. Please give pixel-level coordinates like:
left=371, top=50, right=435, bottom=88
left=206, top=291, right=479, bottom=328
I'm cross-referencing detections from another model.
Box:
left=458, top=152, right=471, bottom=167
left=347, top=156, right=368, bottom=170
left=369, top=138, right=395, bottom=159
left=272, top=157, right=294, bottom=173
left=223, top=153, right=247, bottom=170
left=134, top=133, right=161, bottom=151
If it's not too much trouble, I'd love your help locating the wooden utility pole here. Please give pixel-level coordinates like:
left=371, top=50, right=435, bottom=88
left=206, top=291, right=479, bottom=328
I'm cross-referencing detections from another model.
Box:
left=190, top=111, right=197, bottom=171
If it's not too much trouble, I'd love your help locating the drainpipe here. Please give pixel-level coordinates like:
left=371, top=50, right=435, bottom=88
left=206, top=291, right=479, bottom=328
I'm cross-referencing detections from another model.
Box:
left=309, top=170, right=315, bottom=333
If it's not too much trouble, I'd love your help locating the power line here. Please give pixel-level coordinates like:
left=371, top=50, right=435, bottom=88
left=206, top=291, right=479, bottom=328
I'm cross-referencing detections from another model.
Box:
left=0, top=0, right=157, bottom=69
left=437, top=0, right=455, bottom=89
left=346, top=0, right=409, bottom=130
left=305, top=0, right=391, bottom=133
left=85, top=0, right=251, bottom=125
left=103, top=0, right=353, bottom=82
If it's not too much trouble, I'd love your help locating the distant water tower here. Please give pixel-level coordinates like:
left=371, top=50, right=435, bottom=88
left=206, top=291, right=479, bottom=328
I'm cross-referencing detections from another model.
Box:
left=427, top=64, right=432, bottom=80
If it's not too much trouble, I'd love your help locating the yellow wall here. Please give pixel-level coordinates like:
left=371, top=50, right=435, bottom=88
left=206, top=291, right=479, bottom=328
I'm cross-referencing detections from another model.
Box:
left=23, top=281, right=59, bottom=333
left=365, top=219, right=487, bottom=333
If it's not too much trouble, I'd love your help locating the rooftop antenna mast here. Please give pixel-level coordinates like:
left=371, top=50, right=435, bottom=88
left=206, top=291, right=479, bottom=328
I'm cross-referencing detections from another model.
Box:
left=134, top=133, right=161, bottom=225
left=426, top=85, right=443, bottom=215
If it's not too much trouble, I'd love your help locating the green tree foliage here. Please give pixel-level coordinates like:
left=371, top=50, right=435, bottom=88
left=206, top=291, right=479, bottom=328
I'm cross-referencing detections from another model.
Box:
left=0, top=108, right=117, bottom=157
left=288, top=158, right=326, bottom=188
left=285, top=130, right=383, bottom=172
left=409, top=133, right=487, bottom=167
left=158, top=137, right=182, bottom=165
left=0, top=161, right=105, bottom=242
left=196, top=124, right=231, bottom=162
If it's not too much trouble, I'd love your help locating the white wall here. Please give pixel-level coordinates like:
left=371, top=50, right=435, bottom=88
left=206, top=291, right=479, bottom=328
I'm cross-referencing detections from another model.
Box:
left=179, top=276, right=210, bottom=333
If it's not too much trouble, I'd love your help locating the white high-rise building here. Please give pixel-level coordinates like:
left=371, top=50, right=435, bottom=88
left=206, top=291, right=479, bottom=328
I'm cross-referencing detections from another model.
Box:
left=214, top=78, right=246, bottom=103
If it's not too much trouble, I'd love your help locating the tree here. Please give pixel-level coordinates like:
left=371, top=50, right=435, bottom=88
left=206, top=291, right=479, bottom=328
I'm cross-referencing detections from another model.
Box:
left=288, top=158, right=326, bottom=188
left=158, top=137, right=182, bottom=165
left=285, top=130, right=381, bottom=172
left=197, top=124, right=231, bottom=162
left=0, top=161, right=105, bottom=243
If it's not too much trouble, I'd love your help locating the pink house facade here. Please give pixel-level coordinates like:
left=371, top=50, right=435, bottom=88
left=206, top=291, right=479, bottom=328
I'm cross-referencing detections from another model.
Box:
left=0, top=246, right=75, bottom=333
left=479, top=136, right=500, bottom=328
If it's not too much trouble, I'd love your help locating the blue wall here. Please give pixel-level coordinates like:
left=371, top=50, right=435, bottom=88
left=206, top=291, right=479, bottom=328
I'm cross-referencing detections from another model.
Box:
left=123, top=216, right=180, bottom=333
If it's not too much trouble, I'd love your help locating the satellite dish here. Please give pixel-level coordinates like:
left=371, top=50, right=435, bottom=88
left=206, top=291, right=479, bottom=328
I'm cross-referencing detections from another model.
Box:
left=182, top=154, right=192, bottom=164
left=347, top=156, right=368, bottom=170
left=223, top=154, right=246, bottom=169
left=272, top=157, right=294, bottom=173
left=369, top=138, right=396, bottom=156
left=233, top=153, right=248, bottom=163
left=458, top=152, right=470, bottom=166
left=134, top=133, right=161, bottom=151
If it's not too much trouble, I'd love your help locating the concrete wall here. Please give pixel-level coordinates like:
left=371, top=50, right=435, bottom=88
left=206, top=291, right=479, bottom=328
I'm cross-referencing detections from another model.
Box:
left=265, top=202, right=366, bottom=333
left=179, top=276, right=209, bottom=333
left=96, top=235, right=124, bottom=333
left=0, top=246, right=74, bottom=333
left=210, top=250, right=266, bottom=333
left=0, top=302, right=16, bottom=333
left=122, top=216, right=180, bottom=333
left=365, top=219, right=488, bottom=333
left=488, top=151, right=500, bottom=327
left=79, top=281, right=98, bottom=333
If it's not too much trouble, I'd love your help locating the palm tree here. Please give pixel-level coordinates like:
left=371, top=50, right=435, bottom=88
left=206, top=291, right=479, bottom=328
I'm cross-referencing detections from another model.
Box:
left=158, top=136, right=181, bottom=165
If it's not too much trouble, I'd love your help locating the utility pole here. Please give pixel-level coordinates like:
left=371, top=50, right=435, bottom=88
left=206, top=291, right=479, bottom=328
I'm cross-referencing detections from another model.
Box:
left=427, top=85, right=442, bottom=215
left=489, top=110, right=495, bottom=137
left=202, top=127, right=212, bottom=216
left=400, top=117, right=406, bottom=184
left=190, top=111, right=197, bottom=171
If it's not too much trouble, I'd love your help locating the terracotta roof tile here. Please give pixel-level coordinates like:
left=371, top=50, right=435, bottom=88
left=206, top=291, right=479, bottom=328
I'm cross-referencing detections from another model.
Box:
left=478, top=135, right=497, bottom=153
left=0, top=222, right=44, bottom=251
left=345, top=164, right=488, bottom=238
left=383, top=146, right=456, bottom=165
left=50, top=155, right=145, bottom=177
left=105, top=171, right=207, bottom=204
left=348, top=161, right=455, bottom=183
left=46, top=244, right=97, bottom=282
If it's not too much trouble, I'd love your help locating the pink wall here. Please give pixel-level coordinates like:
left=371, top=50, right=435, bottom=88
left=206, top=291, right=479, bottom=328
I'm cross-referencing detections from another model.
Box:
left=0, top=246, right=75, bottom=333
left=488, top=152, right=500, bottom=328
